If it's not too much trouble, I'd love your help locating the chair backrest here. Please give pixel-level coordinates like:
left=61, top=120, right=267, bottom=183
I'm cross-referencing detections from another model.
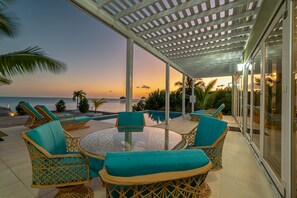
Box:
left=35, top=105, right=58, bottom=121
left=212, top=103, right=225, bottom=116
left=194, top=116, right=228, bottom=147
left=116, top=112, right=145, bottom=127
left=25, top=120, right=66, bottom=155
left=21, top=102, right=44, bottom=120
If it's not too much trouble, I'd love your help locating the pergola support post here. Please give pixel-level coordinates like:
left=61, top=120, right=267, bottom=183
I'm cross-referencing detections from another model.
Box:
left=182, top=74, right=186, bottom=117
left=165, top=63, right=170, bottom=125
left=191, top=79, right=195, bottom=112
left=125, top=38, right=133, bottom=112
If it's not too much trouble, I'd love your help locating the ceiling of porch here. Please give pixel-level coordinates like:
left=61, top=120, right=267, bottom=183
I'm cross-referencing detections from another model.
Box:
left=69, top=0, right=263, bottom=78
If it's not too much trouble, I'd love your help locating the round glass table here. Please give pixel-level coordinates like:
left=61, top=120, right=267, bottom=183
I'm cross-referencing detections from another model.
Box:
left=79, top=126, right=187, bottom=159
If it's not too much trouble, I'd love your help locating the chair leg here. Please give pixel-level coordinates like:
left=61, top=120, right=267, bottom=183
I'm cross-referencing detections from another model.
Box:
left=199, top=182, right=211, bottom=198
left=56, top=184, right=94, bottom=198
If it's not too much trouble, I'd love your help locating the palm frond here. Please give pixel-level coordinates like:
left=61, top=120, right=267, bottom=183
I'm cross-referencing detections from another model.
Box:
left=0, top=75, right=11, bottom=85
left=0, top=0, right=17, bottom=38
left=204, top=79, right=217, bottom=95
left=0, top=46, right=66, bottom=77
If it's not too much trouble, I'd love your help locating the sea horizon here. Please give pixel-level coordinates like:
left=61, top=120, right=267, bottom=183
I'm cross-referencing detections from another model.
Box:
left=0, top=96, right=140, bottom=113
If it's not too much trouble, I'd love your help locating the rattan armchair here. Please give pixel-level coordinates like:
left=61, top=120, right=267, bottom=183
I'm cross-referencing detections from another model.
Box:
left=188, top=116, right=228, bottom=171
left=22, top=121, right=93, bottom=197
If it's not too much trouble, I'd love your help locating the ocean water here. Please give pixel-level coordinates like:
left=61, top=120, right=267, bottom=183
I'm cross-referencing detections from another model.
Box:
left=0, top=96, right=135, bottom=113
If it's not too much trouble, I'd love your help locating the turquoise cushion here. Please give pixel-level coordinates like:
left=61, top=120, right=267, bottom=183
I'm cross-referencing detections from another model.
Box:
left=22, top=103, right=44, bottom=119
left=190, top=112, right=212, bottom=117
left=88, top=157, right=104, bottom=178
left=117, top=112, right=144, bottom=127
left=60, top=116, right=91, bottom=124
left=193, top=110, right=206, bottom=114
left=212, top=103, right=225, bottom=116
left=27, top=120, right=67, bottom=155
left=194, top=116, right=228, bottom=147
left=104, top=150, right=209, bottom=177
left=36, top=105, right=58, bottom=120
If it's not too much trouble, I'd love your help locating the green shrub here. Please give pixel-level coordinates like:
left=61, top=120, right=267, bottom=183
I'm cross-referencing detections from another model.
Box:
left=213, top=87, right=232, bottom=115
left=15, top=101, right=27, bottom=115
left=55, top=100, right=66, bottom=112
left=133, top=100, right=145, bottom=112
left=144, top=89, right=165, bottom=111
left=79, top=98, right=89, bottom=113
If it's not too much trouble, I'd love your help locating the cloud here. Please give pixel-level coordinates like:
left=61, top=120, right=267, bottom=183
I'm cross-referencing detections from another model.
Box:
left=141, top=85, right=150, bottom=89
left=108, top=90, right=112, bottom=92
left=136, top=85, right=150, bottom=89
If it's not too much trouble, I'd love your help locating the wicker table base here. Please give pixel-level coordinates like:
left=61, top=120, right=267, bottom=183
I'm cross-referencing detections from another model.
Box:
left=56, top=184, right=94, bottom=198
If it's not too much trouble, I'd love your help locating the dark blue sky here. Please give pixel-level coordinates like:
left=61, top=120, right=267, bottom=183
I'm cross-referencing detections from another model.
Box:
left=0, top=0, right=183, bottom=98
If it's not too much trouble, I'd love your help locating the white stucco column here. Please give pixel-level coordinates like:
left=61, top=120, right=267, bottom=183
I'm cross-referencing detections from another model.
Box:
left=125, top=38, right=133, bottom=112
left=165, top=63, right=170, bottom=125
left=182, top=74, right=186, bottom=116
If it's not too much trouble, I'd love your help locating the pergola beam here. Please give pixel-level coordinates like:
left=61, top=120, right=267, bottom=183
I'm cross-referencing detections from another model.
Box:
left=166, top=39, right=246, bottom=58
left=96, top=0, right=112, bottom=8
left=114, top=0, right=159, bottom=20
left=68, top=0, right=192, bottom=78
left=141, top=8, right=258, bottom=41
left=127, top=0, right=207, bottom=29
left=136, top=0, right=257, bottom=36
left=160, top=30, right=249, bottom=52
left=172, top=46, right=244, bottom=61
left=152, top=20, right=254, bottom=48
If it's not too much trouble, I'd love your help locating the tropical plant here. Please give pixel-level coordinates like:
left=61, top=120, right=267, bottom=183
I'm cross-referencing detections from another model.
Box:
left=0, top=1, right=66, bottom=85
left=195, top=79, right=217, bottom=109
left=73, top=90, right=86, bottom=110
left=213, top=87, right=232, bottom=115
left=92, top=98, right=105, bottom=114
left=15, top=101, right=27, bottom=115
left=79, top=98, right=89, bottom=113
left=132, top=100, right=145, bottom=111
left=144, top=89, right=166, bottom=111
left=170, top=90, right=182, bottom=112
left=55, top=99, right=66, bottom=112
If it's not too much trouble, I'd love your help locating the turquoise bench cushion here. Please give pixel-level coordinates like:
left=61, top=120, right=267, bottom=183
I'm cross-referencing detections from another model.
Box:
left=193, top=109, right=206, bottom=114
left=22, top=103, right=44, bottom=119
left=60, top=116, right=91, bottom=124
left=27, top=120, right=67, bottom=155
left=117, top=112, right=144, bottom=127
left=104, top=150, right=210, bottom=177
left=194, top=116, right=228, bottom=147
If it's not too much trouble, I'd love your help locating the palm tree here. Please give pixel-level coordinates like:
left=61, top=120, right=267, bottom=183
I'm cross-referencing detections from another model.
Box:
left=174, top=77, right=205, bottom=95
left=73, top=90, right=86, bottom=110
left=0, top=1, right=66, bottom=85
left=195, top=79, right=217, bottom=109
left=92, top=98, right=106, bottom=114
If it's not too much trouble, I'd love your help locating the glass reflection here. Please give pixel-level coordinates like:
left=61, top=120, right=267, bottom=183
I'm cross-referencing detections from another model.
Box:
left=263, top=18, right=283, bottom=180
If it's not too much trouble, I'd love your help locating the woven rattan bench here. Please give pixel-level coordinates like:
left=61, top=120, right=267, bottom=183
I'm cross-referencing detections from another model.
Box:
left=99, top=150, right=212, bottom=197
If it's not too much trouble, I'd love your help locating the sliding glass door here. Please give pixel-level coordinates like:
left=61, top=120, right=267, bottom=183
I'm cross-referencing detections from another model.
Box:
left=263, top=17, right=283, bottom=181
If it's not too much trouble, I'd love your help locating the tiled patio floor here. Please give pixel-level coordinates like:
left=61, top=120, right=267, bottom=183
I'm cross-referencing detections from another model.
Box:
left=0, top=117, right=279, bottom=197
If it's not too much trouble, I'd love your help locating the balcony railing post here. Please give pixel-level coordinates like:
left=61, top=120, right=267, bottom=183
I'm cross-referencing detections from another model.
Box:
left=126, top=38, right=133, bottom=112
left=182, top=74, right=186, bottom=116
left=165, top=63, right=170, bottom=125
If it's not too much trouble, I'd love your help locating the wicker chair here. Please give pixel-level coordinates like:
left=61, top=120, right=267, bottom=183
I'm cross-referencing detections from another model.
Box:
left=35, top=105, right=91, bottom=131
left=22, top=121, right=93, bottom=198
left=20, top=102, right=47, bottom=128
left=99, top=150, right=212, bottom=198
left=188, top=116, right=228, bottom=171
left=190, top=103, right=225, bottom=121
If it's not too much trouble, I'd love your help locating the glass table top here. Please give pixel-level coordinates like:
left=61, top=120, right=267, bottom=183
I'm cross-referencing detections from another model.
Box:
left=79, top=126, right=187, bottom=159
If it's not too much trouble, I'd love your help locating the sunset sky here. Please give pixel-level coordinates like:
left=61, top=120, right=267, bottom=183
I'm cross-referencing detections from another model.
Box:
left=0, top=0, right=231, bottom=99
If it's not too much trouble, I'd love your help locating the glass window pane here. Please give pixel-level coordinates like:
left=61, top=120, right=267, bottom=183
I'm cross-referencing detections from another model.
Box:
left=263, top=18, right=283, bottom=180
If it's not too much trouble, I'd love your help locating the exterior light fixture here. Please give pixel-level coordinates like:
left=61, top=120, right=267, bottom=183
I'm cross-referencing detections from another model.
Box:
left=237, top=63, right=244, bottom=71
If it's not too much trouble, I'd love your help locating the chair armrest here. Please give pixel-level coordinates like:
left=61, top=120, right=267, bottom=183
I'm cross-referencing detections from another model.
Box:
left=63, top=130, right=80, bottom=152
